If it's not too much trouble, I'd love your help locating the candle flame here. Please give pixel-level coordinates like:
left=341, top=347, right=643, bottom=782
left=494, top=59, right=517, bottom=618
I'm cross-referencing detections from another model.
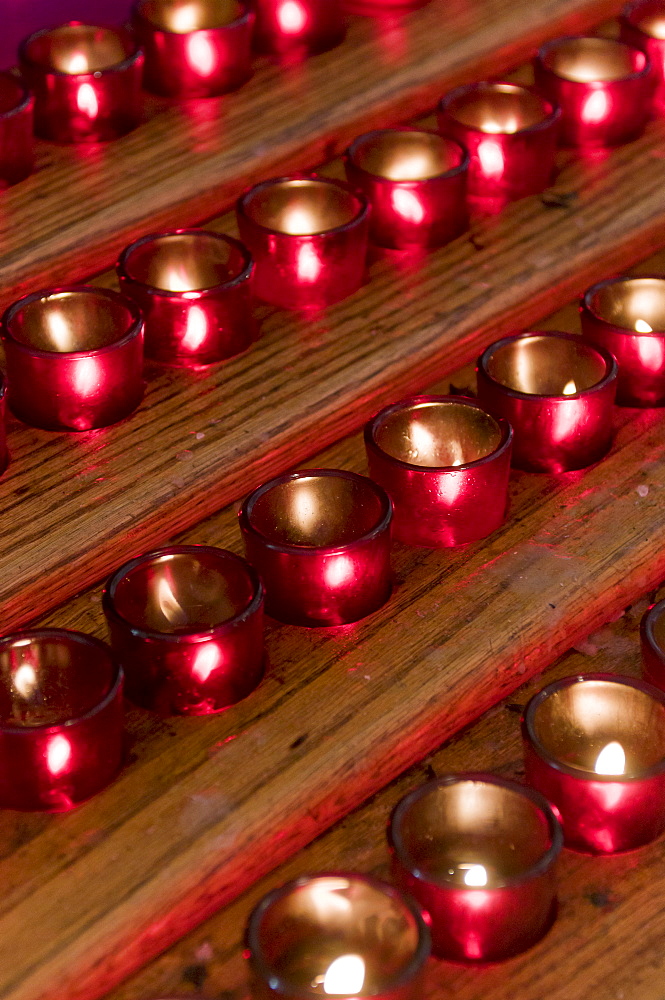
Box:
left=482, top=117, right=519, bottom=135
left=47, top=310, right=75, bottom=351
left=46, top=734, right=72, bottom=776
left=322, top=955, right=366, bottom=995
left=477, top=138, right=504, bottom=179
left=277, top=0, right=307, bottom=34
left=385, top=153, right=433, bottom=181
left=67, top=51, right=89, bottom=74
left=77, top=82, right=99, bottom=119
left=595, top=741, right=626, bottom=775
left=635, top=318, right=653, bottom=333
left=158, top=576, right=188, bottom=627
left=562, top=380, right=577, bottom=395
left=461, top=864, right=488, bottom=887
left=171, top=4, right=200, bottom=32
left=391, top=188, right=424, bottom=225
left=283, top=207, right=317, bottom=235
left=13, top=664, right=38, bottom=699
left=581, top=89, right=610, bottom=125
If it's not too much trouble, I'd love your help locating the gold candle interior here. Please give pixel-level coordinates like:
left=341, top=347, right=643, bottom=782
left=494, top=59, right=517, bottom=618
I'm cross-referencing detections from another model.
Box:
left=137, top=0, right=244, bottom=32
left=25, top=24, right=132, bottom=74
left=396, top=780, right=553, bottom=885
left=446, top=83, right=549, bottom=134
left=125, top=233, right=246, bottom=292
left=352, top=131, right=462, bottom=180
left=112, top=552, right=254, bottom=634
left=249, top=476, right=385, bottom=548
left=542, top=37, right=640, bottom=82
left=9, top=291, right=133, bottom=353
left=0, top=75, right=27, bottom=115
left=530, top=679, right=665, bottom=775
left=0, top=636, right=115, bottom=728
left=588, top=278, right=665, bottom=332
left=255, top=876, right=421, bottom=994
left=243, top=180, right=361, bottom=235
left=374, top=400, right=502, bottom=467
left=486, top=335, right=607, bottom=396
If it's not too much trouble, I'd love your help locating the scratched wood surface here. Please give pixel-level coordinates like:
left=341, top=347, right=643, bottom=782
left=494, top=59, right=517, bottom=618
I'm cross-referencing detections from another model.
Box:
left=3, top=273, right=665, bottom=1000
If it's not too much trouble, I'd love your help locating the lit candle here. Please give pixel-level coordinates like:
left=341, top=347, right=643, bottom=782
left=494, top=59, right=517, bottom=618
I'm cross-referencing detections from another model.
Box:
left=581, top=276, right=665, bottom=406
left=390, top=775, right=562, bottom=961
left=345, top=129, right=469, bottom=249
left=239, top=469, right=392, bottom=626
left=476, top=331, right=617, bottom=472
left=103, top=545, right=264, bottom=715
left=364, top=395, right=512, bottom=547
left=251, top=0, right=345, bottom=57
left=522, top=673, right=665, bottom=853
left=0, top=629, right=124, bottom=811
left=132, top=0, right=255, bottom=97
left=245, top=873, right=430, bottom=1000
left=621, top=0, right=665, bottom=110
left=0, top=73, right=33, bottom=187
left=535, top=35, right=653, bottom=147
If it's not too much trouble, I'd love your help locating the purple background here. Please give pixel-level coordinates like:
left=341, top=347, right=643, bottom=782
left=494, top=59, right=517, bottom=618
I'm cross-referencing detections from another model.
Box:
left=1, top=1, right=134, bottom=68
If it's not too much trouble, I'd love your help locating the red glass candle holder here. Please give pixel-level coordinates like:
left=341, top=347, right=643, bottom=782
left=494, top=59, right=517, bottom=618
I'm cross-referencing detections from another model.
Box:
left=117, top=229, right=256, bottom=366
left=132, top=0, right=254, bottom=98
left=345, top=129, right=468, bottom=250
left=236, top=176, right=369, bottom=310
left=0, top=73, right=33, bottom=187
left=245, top=872, right=431, bottom=1000
left=437, top=82, right=560, bottom=204
left=0, top=629, right=124, bottom=812
left=364, top=395, right=512, bottom=547
left=534, top=36, right=653, bottom=147
left=19, top=22, right=143, bottom=143
left=239, top=469, right=392, bottom=626
left=476, top=332, right=618, bottom=472
left=2, top=286, right=144, bottom=431
left=103, top=545, right=264, bottom=716
left=581, top=276, right=665, bottom=406
left=640, top=599, right=665, bottom=689
left=522, top=673, right=665, bottom=854
left=389, top=775, right=562, bottom=962
left=621, top=0, right=665, bottom=110
left=251, top=0, right=345, bottom=56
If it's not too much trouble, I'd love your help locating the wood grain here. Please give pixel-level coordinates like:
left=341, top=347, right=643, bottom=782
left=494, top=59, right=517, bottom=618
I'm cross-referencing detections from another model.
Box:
left=0, top=0, right=623, bottom=307
left=3, top=275, right=665, bottom=1000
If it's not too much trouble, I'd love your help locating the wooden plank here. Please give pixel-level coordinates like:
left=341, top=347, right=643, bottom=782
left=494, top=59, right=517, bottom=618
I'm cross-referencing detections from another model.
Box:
left=4, top=273, right=665, bottom=1000
left=101, top=590, right=665, bottom=1000
left=5, top=109, right=665, bottom=633
left=0, top=0, right=623, bottom=307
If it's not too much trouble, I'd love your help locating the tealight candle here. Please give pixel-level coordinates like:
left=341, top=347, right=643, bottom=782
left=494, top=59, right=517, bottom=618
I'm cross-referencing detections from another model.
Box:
left=1, top=285, right=144, bottom=431
left=364, top=395, right=512, bottom=547
left=621, top=0, right=665, bottom=109
left=252, top=0, right=345, bottom=56
left=345, top=129, right=469, bottom=249
left=0, top=629, right=124, bottom=811
left=437, top=82, right=560, bottom=205
left=245, top=873, right=430, bottom=1000
left=117, top=229, right=256, bottom=366
left=19, top=22, right=143, bottom=143
left=389, top=775, right=562, bottom=961
left=236, top=176, right=370, bottom=310
left=522, top=674, right=665, bottom=853
left=581, top=276, right=665, bottom=406
left=534, top=35, right=653, bottom=147
left=640, top=599, right=665, bottom=689
left=239, top=469, right=392, bottom=626
left=132, top=0, right=254, bottom=98
left=476, top=331, right=617, bottom=472
left=0, top=73, right=33, bottom=187
left=103, top=545, right=264, bottom=716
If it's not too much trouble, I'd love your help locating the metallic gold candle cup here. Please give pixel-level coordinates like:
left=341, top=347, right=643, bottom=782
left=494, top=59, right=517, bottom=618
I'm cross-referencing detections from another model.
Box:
left=345, top=129, right=468, bottom=249
left=522, top=674, right=665, bottom=853
left=621, top=0, right=665, bottom=108
left=2, top=286, right=144, bottom=431
left=437, top=82, right=560, bottom=204
left=581, top=276, right=665, bottom=406
left=0, top=73, right=34, bottom=187
left=364, top=396, right=512, bottom=547
left=389, top=775, right=562, bottom=962
left=239, top=469, right=392, bottom=626
left=117, top=229, right=256, bottom=366
left=640, top=599, right=665, bottom=690
left=103, top=545, right=264, bottom=716
left=245, top=872, right=431, bottom=1000
left=19, top=22, right=144, bottom=142
left=476, top=332, right=618, bottom=472
left=236, top=176, right=370, bottom=310
left=535, top=36, right=653, bottom=147
left=0, top=629, right=124, bottom=811
left=133, top=0, right=255, bottom=98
